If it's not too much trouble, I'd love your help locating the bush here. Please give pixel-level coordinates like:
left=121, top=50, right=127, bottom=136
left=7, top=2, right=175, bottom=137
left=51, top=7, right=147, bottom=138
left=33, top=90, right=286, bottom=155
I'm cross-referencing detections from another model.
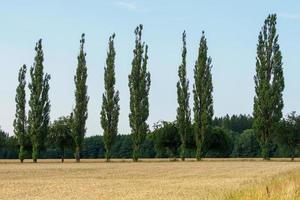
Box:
left=203, top=127, right=233, bottom=157
left=232, top=129, right=260, bottom=157
left=150, top=121, right=180, bottom=158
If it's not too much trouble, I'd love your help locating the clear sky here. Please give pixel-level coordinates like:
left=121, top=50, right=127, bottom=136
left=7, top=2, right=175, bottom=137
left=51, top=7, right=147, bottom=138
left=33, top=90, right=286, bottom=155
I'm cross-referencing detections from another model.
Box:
left=0, top=1, right=299, bottom=136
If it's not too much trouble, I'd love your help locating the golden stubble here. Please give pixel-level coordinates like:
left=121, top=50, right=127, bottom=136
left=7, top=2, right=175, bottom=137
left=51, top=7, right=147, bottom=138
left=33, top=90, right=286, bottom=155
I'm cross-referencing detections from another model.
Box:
left=0, top=159, right=299, bottom=200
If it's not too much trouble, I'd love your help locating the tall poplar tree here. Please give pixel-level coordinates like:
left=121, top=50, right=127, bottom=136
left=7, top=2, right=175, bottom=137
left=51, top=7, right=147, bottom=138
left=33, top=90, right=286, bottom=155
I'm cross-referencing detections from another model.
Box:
left=176, top=31, right=191, bottom=161
left=193, top=32, right=213, bottom=161
left=128, top=24, right=151, bottom=162
left=28, top=39, right=51, bottom=163
left=72, top=33, right=89, bottom=162
left=101, top=33, right=120, bottom=161
left=14, top=64, right=27, bottom=163
left=253, top=14, right=284, bottom=160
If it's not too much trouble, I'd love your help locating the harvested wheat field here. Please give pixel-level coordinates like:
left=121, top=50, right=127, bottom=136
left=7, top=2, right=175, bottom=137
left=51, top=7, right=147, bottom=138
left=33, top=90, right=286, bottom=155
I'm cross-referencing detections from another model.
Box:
left=0, top=159, right=299, bottom=200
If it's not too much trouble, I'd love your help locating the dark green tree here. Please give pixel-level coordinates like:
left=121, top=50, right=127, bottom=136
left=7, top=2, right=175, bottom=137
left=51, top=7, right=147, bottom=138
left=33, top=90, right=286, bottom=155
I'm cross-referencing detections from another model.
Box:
left=72, top=34, right=89, bottom=162
left=13, top=65, right=27, bottom=163
left=193, top=32, right=214, bottom=160
left=213, top=115, right=253, bottom=134
left=277, top=112, right=300, bottom=161
left=0, top=128, right=9, bottom=158
left=49, top=116, right=73, bottom=163
left=128, top=24, right=151, bottom=161
left=176, top=31, right=191, bottom=161
left=101, top=33, right=120, bottom=161
left=81, top=135, right=104, bottom=158
left=203, top=127, right=233, bottom=158
left=28, top=39, right=51, bottom=163
left=233, top=129, right=260, bottom=157
left=253, top=14, right=284, bottom=160
left=150, top=121, right=180, bottom=160
left=112, top=135, right=133, bottom=158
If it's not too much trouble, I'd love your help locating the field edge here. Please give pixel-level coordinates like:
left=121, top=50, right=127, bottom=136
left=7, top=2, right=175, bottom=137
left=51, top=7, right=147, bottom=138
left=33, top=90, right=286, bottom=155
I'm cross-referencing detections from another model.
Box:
left=224, top=168, right=300, bottom=200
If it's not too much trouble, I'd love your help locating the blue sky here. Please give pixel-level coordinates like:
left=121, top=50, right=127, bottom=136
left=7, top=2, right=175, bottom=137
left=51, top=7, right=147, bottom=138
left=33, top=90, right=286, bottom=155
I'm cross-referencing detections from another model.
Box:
left=0, top=1, right=300, bottom=135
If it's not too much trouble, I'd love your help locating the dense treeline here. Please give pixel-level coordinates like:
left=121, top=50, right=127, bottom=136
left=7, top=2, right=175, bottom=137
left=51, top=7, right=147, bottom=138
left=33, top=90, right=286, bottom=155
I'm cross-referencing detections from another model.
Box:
left=1, top=113, right=299, bottom=159
left=1, top=13, right=298, bottom=162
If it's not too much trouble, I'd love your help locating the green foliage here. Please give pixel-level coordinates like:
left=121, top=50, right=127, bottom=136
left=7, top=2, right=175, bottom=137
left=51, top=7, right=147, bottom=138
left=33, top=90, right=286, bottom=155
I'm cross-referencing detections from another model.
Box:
left=193, top=31, right=214, bottom=160
left=140, top=136, right=156, bottom=158
left=150, top=121, right=180, bottom=159
left=111, top=135, right=132, bottom=158
left=176, top=31, right=191, bottom=161
left=49, top=116, right=73, bottom=162
left=0, top=128, right=20, bottom=159
left=0, top=120, right=298, bottom=160
left=72, top=33, right=89, bottom=162
left=185, top=123, right=196, bottom=150
left=3, top=20, right=298, bottom=161
left=203, top=127, right=233, bottom=158
left=101, top=33, right=120, bottom=161
left=0, top=128, right=8, bottom=155
left=128, top=24, right=151, bottom=161
left=3, top=137, right=19, bottom=159
left=80, top=134, right=153, bottom=159
left=276, top=112, right=300, bottom=160
left=28, top=39, right=51, bottom=162
left=232, top=129, right=260, bottom=157
left=82, top=135, right=104, bottom=158
left=213, top=114, right=253, bottom=133
left=13, top=64, right=27, bottom=162
left=253, top=14, right=285, bottom=160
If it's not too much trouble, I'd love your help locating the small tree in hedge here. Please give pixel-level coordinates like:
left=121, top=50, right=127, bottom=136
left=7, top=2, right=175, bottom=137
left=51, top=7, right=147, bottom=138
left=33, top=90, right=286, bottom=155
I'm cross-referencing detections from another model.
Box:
left=277, top=112, right=300, bottom=161
left=49, top=116, right=73, bottom=163
left=151, top=121, right=180, bottom=160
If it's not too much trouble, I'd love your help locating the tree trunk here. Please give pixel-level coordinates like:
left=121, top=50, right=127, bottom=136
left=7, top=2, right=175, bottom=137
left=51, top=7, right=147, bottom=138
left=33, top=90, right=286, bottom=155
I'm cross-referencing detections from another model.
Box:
left=105, top=149, right=111, bottom=162
left=32, top=144, right=38, bottom=163
left=133, top=144, right=139, bottom=162
left=61, top=147, right=65, bottom=163
left=291, top=149, right=295, bottom=161
left=75, top=146, right=80, bottom=162
left=180, top=142, right=185, bottom=161
left=196, top=142, right=203, bottom=161
left=262, top=145, right=270, bottom=160
left=19, top=145, right=24, bottom=163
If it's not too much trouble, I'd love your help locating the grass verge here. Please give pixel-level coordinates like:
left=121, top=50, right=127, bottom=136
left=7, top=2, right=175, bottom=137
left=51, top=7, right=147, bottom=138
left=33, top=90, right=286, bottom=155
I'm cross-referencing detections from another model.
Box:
left=225, top=169, right=300, bottom=200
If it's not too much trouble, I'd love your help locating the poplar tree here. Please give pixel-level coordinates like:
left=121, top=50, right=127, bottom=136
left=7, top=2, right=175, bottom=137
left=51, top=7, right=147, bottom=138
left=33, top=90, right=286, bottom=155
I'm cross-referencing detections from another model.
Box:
left=176, top=31, right=191, bottom=161
left=193, top=32, right=213, bottom=161
left=101, top=33, right=120, bottom=161
left=253, top=14, right=284, bottom=160
left=128, top=24, right=151, bottom=161
left=28, top=39, right=51, bottom=163
left=72, top=34, right=89, bottom=162
left=13, top=64, right=27, bottom=163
